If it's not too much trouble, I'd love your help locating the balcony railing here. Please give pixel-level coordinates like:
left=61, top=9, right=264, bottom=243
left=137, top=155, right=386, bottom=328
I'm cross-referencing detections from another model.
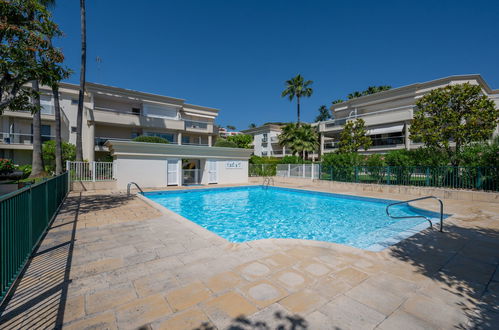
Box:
left=95, top=137, right=210, bottom=147
left=324, top=105, right=414, bottom=128
left=0, top=132, right=54, bottom=145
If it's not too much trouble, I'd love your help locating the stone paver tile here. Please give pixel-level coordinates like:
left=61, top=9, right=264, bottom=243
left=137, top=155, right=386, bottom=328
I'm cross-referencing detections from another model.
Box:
left=440, top=255, right=497, bottom=285
left=297, top=261, right=332, bottom=277
left=402, top=295, right=471, bottom=329
left=235, top=261, right=272, bottom=281
left=345, top=282, right=406, bottom=316
left=202, top=291, right=257, bottom=328
left=165, top=281, right=212, bottom=312
left=279, top=289, right=327, bottom=314
left=364, top=271, right=420, bottom=296
left=157, top=308, right=213, bottom=330
left=306, top=310, right=335, bottom=330
left=85, top=285, right=137, bottom=315
left=240, top=280, right=288, bottom=308
left=73, top=257, right=124, bottom=278
left=246, top=303, right=301, bottom=329
left=65, top=312, right=117, bottom=330
left=115, top=294, right=172, bottom=329
left=203, top=271, right=246, bottom=293
left=261, top=253, right=297, bottom=270
left=271, top=269, right=312, bottom=292
left=62, top=295, right=85, bottom=324
left=376, top=310, right=435, bottom=330
left=318, top=295, right=386, bottom=329
left=332, top=267, right=369, bottom=286
left=314, top=276, right=352, bottom=299
left=133, top=272, right=178, bottom=297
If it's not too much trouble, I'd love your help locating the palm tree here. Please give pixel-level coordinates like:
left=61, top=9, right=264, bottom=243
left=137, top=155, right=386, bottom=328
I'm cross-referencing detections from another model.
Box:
left=248, top=123, right=257, bottom=128
left=347, top=91, right=362, bottom=100
left=75, top=0, right=86, bottom=161
left=52, top=84, right=63, bottom=174
left=281, top=74, right=313, bottom=125
left=30, top=80, right=45, bottom=177
left=226, top=125, right=236, bottom=131
left=315, top=105, right=331, bottom=122
left=278, top=123, right=319, bottom=159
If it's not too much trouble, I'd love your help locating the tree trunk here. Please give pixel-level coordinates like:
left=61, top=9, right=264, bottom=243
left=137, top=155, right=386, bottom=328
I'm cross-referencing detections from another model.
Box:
left=76, top=0, right=86, bottom=161
left=297, top=96, right=301, bottom=126
left=30, top=80, right=44, bottom=177
left=53, top=84, right=63, bottom=174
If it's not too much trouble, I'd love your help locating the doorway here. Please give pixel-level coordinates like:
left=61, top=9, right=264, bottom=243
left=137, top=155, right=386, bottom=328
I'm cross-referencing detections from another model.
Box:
left=182, top=159, right=201, bottom=185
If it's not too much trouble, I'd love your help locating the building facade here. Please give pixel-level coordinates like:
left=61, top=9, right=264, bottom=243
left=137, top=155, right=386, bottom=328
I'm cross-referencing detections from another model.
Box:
left=242, top=124, right=292, bottom=157
left=0, top=82, right=220, bottom=164
left=318, top=75, right=499, bottom=155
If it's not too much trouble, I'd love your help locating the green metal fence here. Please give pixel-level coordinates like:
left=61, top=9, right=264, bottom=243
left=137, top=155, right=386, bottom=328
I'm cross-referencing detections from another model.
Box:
left=0, top=172, right=69, bottom=303
left=319, top=166, right=499, bottom=191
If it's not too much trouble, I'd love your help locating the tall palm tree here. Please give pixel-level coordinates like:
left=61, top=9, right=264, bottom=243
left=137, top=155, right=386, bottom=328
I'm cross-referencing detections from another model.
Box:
left=52, top=84, right=63, bottom=174
left=30, top=80, right=45, bottom=177
left=315, top=105, right=331, bottom=122
left=281, top=74, right=313, bottom=125
left=347, top=91, right=362, bottom=100
left=278, top=123, right=319, bottom=160
left=76, top=0, right=86, bottom=161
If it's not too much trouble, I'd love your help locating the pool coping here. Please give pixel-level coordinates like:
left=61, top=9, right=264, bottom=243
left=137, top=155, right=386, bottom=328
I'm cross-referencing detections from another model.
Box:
left=138, top=185, right=449, bottom=252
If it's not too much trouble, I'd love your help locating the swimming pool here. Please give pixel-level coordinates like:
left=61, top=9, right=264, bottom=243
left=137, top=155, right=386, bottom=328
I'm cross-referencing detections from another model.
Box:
left=144, top=186, right=446, bottom=251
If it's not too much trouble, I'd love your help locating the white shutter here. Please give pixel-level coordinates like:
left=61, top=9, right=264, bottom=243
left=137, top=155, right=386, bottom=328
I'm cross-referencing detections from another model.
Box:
left=208, top=160, right=218, bottom=184
left=167, top=159, right=179, bottom=186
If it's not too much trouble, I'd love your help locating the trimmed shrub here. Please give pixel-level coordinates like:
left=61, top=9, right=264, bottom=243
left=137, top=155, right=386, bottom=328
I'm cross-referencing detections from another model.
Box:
left=133, top=136, right=169, bottom=144
left=214, top=139, right=238, bottom=148
left=0, top=159, right=15, bottom=173
left=42, top=140, right=76, bottom=173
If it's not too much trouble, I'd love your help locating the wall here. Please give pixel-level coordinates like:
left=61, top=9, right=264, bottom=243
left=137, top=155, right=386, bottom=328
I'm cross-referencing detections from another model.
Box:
left=216, top=159, right=249, bottom=184
left=115, top=156, right=168, bottom=189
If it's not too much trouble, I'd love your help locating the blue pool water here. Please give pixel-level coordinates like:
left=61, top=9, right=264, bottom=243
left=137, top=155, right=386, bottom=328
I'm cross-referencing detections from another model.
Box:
left=144, top=186, right=444, bottom=251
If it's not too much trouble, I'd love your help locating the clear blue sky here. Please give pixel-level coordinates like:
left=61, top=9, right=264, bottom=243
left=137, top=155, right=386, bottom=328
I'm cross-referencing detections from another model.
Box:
left=52, top=0, right=499, bottom=130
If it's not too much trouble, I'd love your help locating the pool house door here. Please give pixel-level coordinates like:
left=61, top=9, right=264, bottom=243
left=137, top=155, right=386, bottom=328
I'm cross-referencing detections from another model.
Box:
left=167, top=159, right=180, bottom=186
left=207, top=159, right=218, bottom=184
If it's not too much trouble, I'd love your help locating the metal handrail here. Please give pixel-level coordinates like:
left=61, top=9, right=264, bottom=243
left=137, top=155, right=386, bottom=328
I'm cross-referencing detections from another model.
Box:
left=127, top=182, right=144, bottom=196
left=386, top=196, right=444, bottom=232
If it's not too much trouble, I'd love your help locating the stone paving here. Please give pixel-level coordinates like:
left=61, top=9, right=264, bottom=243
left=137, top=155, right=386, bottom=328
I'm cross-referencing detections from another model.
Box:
left=0, top=185, right=498, bottom=329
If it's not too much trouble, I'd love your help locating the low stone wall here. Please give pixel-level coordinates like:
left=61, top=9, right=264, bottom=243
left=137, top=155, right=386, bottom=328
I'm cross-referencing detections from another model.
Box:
left=71, top=180, right=117, bottom=192
left=249, top=176, right=499, bottom=203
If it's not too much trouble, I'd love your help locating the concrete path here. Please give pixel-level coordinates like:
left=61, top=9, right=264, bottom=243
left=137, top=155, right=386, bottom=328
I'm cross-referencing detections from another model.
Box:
left=0, top=187, right=498, bottom=329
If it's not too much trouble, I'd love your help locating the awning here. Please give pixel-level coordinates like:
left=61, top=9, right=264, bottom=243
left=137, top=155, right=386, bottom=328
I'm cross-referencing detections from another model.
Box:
left=367, top=125, right=404, bottom=136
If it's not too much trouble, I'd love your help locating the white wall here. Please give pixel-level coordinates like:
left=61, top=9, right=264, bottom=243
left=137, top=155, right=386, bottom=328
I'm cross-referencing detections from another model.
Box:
left=216, top=159, right=248, bottom=184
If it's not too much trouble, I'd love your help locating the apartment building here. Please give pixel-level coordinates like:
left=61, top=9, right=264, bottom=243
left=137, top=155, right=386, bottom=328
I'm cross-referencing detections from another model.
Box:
left=242, top=124, right=292, bottom=157
left=318, top=74, right=499, bottom=155
left=0, top=82, right=219, bottom=164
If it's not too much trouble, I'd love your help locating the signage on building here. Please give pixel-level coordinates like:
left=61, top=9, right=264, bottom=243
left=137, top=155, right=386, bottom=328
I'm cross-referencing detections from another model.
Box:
left=226, top=160, right=242, bottom=169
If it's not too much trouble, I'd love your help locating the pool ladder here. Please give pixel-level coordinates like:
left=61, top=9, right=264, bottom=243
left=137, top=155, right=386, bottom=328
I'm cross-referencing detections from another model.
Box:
left=127, top=182, right=144, bottom=197
left=262, top=177, right=274, bottom=189
left=386, top=196, right=444, bottom=232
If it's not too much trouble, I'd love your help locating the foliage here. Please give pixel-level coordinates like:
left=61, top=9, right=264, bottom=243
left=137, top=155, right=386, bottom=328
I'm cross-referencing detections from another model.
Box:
left=249, top=155, right=280, bottom=165
left=133, top=135, right=169, bottom=144
left=338, top=118, right=372, bottom=153
left=226, top=134, right=253, bottom=149
left=321, top=152, right=362, bottom=181
left=410, top=147, right=450, bottom=166
left=347, top=86, right=391, bottom=100
left=279, top=155, right=311, bottom=164
left=315, top=105, right=331, bottom=122
left=384, top=149, right=414, bottom=167
left=248, top=123, right=257, bottom=128
left=363, top=154, right=386, bottom=167
left=214, top=138, right=238, bottom=148
left=226, top=125, right=236, bottom=131
left=0, top=159, right=15, bottom=173
left=281, top=74, right=313, bottom=123
left=278, top=123, right=319, bottom=159
left=16, top=164, right=32, bottom=178
left=42, top=140, right=75, bottom=172
left=410, top=83, right=498, bottom=165
left=0, top=0, right=69, bottom=114
left=332, top=99, right=343, bottom=104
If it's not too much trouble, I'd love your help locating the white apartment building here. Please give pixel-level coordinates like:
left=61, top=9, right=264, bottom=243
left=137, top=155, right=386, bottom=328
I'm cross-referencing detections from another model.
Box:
left=318, top=75, right=499, bottom=155
left=242, top=124, right=292, bottom=157
left=0, top=82, right=220, bottom=164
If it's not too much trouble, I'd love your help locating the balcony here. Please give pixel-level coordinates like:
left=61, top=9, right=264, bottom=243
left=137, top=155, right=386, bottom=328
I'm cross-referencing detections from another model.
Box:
left=94, top=137, right=210, bottom=150
left=0, top=132, right=54, bottom=149
left=184, top=120, right=213, bottom=133
left=88, top=107, right=185, bottom=130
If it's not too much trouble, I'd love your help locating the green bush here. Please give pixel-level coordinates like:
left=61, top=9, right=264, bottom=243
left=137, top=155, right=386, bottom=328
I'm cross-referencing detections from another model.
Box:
left=279, top=155, right=311, bottom=164
left=385, top=149, right=414, bottom=167
left=363, top=154, right=386, bottom=167
left=249, top=155, right=280, bottom=165
left=411, top=148, right=449, bottom=166
left=321, top=152, right=362, bottom=181
left=0, top=158, right=15, bottom=173
left=42, top=140, right=76, bottom=173
left=17, top=164, right=32, bottom=179
left=226, top=134, right=253, bottom=148
left=214, top=139, right=238, bottom=148
left=133, top=136, right=169, bottom=144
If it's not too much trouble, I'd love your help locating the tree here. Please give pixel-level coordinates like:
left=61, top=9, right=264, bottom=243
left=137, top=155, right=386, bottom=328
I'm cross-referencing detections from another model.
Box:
left=410, top=83, right=498, bottom=165
left=347, top=91, right=362, bottom=100
left=347, top=86, right=392, bottom=100
left=214, top=139, right=238, bottom=148
left=248, top=123, right=257, bottom=128
left=332, top=99, right=343, bottom=104
left=42, top=140, right=75, bottom=173
left=315, top=105, right=331, bottom=122
left=75, top=0, right=86, bottom=161
left=281, top=74, right=313, bottom=125
left=227, top=134, right=253, bottom=148
left=0, top=0, right=64, bottom=114
left=226, top=125, right=236, bottom=131
left=278, top=123, right=319, bottom=159
left=338, top=118, right=372, bottom=153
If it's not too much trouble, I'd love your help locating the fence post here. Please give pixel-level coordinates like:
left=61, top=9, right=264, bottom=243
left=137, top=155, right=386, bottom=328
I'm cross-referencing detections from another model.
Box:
left=425, top=167, right=430, bottom=186
left=387, top=166, right=391, bottom=185
left=476, top=167, right=482, bottom=189
left=355, top=167, right=358, bottom=183
left=91, top=161, right=96, bottom=182
left=330, top=167, right=333, bottom=181
left=288, top=164, right=291, bottom=177
left=311, top=164, right=314, bottom=180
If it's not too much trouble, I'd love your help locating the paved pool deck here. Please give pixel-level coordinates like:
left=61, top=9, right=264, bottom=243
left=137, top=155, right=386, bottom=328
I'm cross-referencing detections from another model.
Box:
left=0, top=184, right=498, bottom=329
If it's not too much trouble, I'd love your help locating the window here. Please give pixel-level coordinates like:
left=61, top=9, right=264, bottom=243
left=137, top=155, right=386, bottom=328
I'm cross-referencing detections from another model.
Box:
left=71, top=126, right=77, bottom=133
left=132, top=107, right=141, bottom=115
left=262, top=133, right=268, bottom=143
left=31, top=124, right=52, bottom=143
left=40, top=95, right=54, bottom=115
left=142, top=104, right=178, bottom=119
left=182, top=136, right=190, bottom=144
left=71, top=99, right=79, bottom=105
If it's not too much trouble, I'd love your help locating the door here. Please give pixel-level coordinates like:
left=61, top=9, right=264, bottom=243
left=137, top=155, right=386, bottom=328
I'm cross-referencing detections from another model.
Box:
left=167, top=159, right=179, bottom=186
left=207, top=159, right=218, bottom=184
